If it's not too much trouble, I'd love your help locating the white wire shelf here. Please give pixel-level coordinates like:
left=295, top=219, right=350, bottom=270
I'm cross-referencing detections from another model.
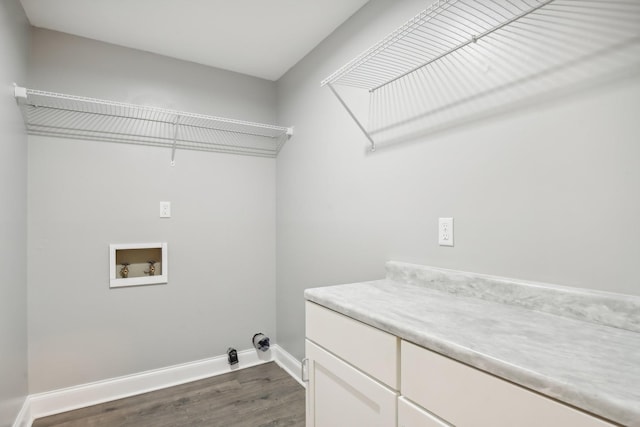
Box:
left=14, top=87, right=293, bottom=162
left=322, top=0, right=640, bottom=150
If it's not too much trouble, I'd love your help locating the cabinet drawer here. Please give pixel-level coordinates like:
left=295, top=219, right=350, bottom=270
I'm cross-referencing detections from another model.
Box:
left=305, top=301, right=399, bottom=389
left=398, top=397, right=452, bottom=427
left=401, top=340, right=614, bottom=427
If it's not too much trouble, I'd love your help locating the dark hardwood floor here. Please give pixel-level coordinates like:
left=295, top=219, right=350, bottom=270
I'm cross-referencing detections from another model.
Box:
left=33, top=362, right=305, bottom=427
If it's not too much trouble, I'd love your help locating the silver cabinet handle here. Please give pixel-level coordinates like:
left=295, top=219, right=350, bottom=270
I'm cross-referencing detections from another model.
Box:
left=301, top=357, right=309, bottom=382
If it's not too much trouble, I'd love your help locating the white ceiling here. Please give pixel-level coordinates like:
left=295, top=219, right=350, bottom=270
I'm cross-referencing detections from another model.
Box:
left=20, top=0, right=369, bottom=81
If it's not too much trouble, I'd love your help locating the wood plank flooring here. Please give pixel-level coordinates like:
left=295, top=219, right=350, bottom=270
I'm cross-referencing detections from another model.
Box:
left=33, top=362, right=305, bottom=427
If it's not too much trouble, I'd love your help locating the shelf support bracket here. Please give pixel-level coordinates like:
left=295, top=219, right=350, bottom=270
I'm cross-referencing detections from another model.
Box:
left=14, top=84, right=27, bottom=102
left=170, top=116, right=180, bottom=166
left=327, top=83, right=375, bottom=152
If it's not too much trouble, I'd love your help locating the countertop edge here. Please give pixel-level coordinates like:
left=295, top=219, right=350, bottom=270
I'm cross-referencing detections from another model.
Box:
left=304, top=283, right=638, bottom=427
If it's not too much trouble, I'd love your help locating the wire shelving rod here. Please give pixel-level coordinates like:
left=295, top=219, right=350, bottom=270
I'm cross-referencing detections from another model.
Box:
left=14, top=87, right=293, bottom=162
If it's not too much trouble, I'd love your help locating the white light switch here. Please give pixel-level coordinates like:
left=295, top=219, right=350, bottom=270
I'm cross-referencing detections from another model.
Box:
left=439, top=217, right=454, bottom=246
left=160, top=201, right=171, bottom=218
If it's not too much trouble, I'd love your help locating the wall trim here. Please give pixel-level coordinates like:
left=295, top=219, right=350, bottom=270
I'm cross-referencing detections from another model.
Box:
left=11, top=397, right=31, bottom=427
left=26, top=347, right=271, bottom=424
left=273, top=344, right=304, bottom=387
left=16, top=345, right=304, bottom=426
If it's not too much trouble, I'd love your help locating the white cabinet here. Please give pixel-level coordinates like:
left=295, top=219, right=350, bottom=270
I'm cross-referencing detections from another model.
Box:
left=305, top=340, right=397, bottom=427
left=398, top=397, right=451, bottom=427
left=305, top=302, right=398, bottom=427
left=305, top=301, right=398, bottom=388
left=304, top=302, right=615, bottom=427
left=401, top=340, right=615, bottom=427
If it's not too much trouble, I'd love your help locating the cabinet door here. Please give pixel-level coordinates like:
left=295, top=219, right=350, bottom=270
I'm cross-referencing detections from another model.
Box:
left=306, top=339, right=397, bottom=427
left=398, top=397, right=452, bottom=427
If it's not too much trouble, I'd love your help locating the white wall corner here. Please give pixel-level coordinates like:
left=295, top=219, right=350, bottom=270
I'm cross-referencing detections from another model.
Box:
left=273, top=344, right=305, bottom=388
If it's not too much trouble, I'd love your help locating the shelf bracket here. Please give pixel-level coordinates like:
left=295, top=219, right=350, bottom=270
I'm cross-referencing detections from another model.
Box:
left=327, top=83, right=375, bottom=152
left=14, top=84, right=27, bottom=103
left=170, top=116, right=180, bottom=166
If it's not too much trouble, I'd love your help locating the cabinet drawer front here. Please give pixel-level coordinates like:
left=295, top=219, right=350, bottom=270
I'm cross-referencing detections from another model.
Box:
left=306, top=340, right=397, bottom=427
left=401, top=340, right=614, bottom=427
left=306, top=301, right=399, bottom=389
left=398, top=397, right=452, bottom=427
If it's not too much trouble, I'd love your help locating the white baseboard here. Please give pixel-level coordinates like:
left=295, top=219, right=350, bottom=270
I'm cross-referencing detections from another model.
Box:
left=17, top=345, right=304, bottom=427
left=11, top=397, right=31, bottom=427
left=27, top=347, right=271, bottom=424
left=272, top=344, right=304, bottom=387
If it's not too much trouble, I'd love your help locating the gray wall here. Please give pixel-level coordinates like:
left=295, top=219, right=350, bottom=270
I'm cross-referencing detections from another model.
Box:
left=12, top=0, right=640, bottom=399
left=276, top=0, right=640, bottom=360
left=27, top=30, right=278, bottom=393
left=0, top=0, right=30, bottom=425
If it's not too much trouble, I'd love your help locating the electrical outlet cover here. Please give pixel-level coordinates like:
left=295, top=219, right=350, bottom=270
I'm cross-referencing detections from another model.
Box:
left=160, top=201, right=171, bottom=218
left=439, top=217, right=454, bottom=246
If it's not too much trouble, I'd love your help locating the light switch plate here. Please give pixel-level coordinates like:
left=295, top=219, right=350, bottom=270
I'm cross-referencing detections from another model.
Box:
left=439, top=217, right=454, bottom=246
left=160, top=201, right=171, bottom=218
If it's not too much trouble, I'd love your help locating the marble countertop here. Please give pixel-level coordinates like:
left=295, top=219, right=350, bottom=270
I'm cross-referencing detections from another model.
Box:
left=305, top=266, right=640, bottom=426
